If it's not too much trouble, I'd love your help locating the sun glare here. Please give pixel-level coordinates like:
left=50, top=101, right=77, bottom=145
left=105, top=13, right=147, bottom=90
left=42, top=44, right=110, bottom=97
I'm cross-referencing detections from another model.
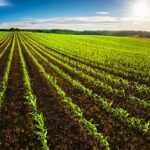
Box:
left=132, top=0, right=148, bottom=18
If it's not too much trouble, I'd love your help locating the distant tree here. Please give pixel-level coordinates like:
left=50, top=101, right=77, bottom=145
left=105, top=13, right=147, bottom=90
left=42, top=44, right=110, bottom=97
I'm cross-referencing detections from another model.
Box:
left=9, top=28, right=20, bottom=31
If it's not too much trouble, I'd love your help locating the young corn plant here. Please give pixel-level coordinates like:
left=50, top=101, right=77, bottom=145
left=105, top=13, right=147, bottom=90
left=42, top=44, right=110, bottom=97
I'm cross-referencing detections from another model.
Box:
left=20, top=35, right=110, bottom=150
left=0, top=34, right=14, bottom=106
left=21, top=34, right=150, bottom=135
left=17, top=35, right=49, bottom=150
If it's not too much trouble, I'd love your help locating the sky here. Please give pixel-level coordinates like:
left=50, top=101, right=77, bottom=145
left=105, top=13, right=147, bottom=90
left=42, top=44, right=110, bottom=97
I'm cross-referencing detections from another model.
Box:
left=0, top=0, right=150, bottom=30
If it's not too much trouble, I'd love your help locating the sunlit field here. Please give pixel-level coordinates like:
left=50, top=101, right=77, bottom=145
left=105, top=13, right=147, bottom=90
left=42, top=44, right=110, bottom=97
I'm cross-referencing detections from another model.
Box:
left=0, top=31, right=150, bottom=149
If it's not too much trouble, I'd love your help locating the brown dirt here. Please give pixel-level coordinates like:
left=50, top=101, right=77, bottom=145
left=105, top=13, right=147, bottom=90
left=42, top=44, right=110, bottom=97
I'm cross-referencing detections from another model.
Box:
left=24, top=37, right=150, bottom=150
left=20, top=35, right=104, bottom=150
left=0, top=38, right=39, bottom=150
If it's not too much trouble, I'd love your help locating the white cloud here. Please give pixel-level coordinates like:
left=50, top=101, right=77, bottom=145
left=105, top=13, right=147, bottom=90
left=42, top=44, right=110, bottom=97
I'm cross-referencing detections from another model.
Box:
left=0, top=16, right=150, bottom=31
left=0, top=0, right=11, bottom=7
left=96, top=11, right=110, bottom=15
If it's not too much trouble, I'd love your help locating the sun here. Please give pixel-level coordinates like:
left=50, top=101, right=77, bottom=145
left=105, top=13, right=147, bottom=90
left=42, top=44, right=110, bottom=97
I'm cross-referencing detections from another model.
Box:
left=132, top=0, right=148, bottom=18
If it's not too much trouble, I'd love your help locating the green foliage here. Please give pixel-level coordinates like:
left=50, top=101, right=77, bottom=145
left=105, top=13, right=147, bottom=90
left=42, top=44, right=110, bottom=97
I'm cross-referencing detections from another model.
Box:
left=0, top=33, right=15, bottom=106
left=20, top=34, right=110, bottom=150
left=17, top=35, right=49, bottom=150
left=1, top=31, right=147, bottom=149
left=24, top=35, right=150, bottom=135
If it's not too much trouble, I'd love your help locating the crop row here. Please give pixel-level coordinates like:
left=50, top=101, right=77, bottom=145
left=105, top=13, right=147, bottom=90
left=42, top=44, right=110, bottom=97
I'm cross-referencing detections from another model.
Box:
left=0, top=34, right=14, bottom=106
left=20, top=34, right=150, bottom=136
left=19, top=32, right=110, bottom=149
left=22, top=33, right=150, bottom=96
left=17, top=34, right=49, bottom=150
left=21, top=33, right=150, bottom=112
left=0, top=33, right=12, bottom=49
left=26, top=33, right=150, bottom=85
left=1, top=32, right=149, bottom=149
left=23, top=33, right=150, bottom=88
left=0, top=32, right=10, bottom=42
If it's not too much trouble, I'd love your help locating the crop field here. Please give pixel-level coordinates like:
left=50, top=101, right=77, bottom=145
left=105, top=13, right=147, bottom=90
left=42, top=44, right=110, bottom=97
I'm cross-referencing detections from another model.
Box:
left=0, top=32, right=150, bottom=150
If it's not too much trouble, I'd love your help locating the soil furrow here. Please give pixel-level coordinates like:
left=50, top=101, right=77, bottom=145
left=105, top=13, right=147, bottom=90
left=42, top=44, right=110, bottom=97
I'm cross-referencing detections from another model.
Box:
left=0, top=37, right=38, bottom=149
left=19, top=35, right=104, bottom=149
left=0, top=37, right=13, bottom=83
left=22, top=37, right=150, bottom=149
